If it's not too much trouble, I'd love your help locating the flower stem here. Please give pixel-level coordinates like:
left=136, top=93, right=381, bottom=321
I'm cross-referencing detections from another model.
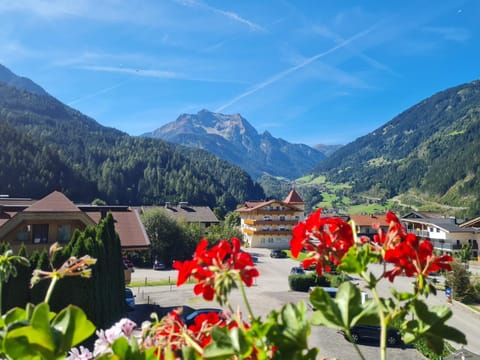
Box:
left=371, top=286, right=387, bottom=360
left=44, top=275, right=58, bottom=304
left=238, top=275, right=255, bottom=320
left=183, top=331, right=204, bottom=355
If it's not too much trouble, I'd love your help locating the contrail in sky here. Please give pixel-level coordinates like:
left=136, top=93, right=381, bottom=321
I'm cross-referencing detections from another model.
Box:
left=67, top=79, right=130, bottom=106
left=216, top=24, right=378, bottom=112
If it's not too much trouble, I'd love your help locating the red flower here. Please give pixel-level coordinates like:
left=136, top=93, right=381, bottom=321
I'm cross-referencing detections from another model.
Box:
left=384, top=233, right=453, bottom=282
left=174, top=238, right=259, bottom=302
left=290, top=209, right=354, bottom=276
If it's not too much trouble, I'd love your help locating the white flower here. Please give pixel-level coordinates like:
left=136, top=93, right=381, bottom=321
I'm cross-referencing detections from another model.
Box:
left=93, top=318, right=138, bottom=356
left=93, top=329, right=112, bottom=356
left=66, top=346, right=93, bottom=360
left=118, top=318, right=136, bottom=337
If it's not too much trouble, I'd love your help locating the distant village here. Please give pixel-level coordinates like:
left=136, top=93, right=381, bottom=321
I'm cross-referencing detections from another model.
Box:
left=1, top=189, right=478, bottom=261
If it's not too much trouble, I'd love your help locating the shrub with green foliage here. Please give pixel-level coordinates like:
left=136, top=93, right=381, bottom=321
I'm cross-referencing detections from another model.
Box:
left=288, top=273, right=330, bottom=292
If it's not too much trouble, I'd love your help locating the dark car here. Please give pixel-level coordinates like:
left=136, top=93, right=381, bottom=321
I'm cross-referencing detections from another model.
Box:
left=270, top=249, right=287, bottom=258
left=183, top=308, right=224, bottom=326
left=290, top=266, right=306, bottom=275
left=123, top=256, right=135, bottom=272
left=125, top=288, right=136, bottom=311
left=153, top=260, right=166, bottom=270
left=348, top=325, right=402, bottom=346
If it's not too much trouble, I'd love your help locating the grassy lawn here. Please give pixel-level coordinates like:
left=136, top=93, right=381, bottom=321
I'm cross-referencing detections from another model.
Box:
left=284, top=249, right=305, bottom=262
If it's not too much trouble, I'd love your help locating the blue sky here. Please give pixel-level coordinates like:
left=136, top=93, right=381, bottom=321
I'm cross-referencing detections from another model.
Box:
left=0, top=0, right=478, bottom=146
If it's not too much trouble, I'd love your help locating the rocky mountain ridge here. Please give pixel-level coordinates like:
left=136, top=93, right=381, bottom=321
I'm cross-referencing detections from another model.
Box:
left=143, top=109, right=326, bottom=180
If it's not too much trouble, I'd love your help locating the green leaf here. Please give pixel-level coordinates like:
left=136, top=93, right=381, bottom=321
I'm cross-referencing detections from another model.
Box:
left=51, top=305, right=95, bottom=353
left=390, top=288, right=416, bottom=302
left=338, top=244, right=378, bottom=275
left=401, top=299, right=466, bottom=354
left=279, top=302, right=309, bottom=349
left=310, top=282, right=378, bottom=332
left=4, top=307, right=28, bottom=326
left=111, top=336, right=130, bottom=357
left=228, top=326, right=250, bottom=356
left=6, top=303, right=56, bottom=354
left=202, top=326, right=236, bottom=359
left=182, top=346, right=201, bottom=360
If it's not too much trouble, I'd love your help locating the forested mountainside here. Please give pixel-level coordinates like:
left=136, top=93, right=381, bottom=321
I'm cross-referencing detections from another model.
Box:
left=0, top=64, right=47, bottom=96
left=143, top=109, right=326, bottom=180
left=0, top=80, right=264, bottom=210
left=315, top=80, right=480, bottom=216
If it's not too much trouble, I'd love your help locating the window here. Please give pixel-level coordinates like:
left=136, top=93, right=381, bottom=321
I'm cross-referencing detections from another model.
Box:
left=268, top=238, right=274, bottom=243
left=263, top=216, right=272, bottom=221
left=58, top=224, right=71, bottom=243
left=32, top=224, right=49, bottom=244
left=279, top=216, right=285, bottom=221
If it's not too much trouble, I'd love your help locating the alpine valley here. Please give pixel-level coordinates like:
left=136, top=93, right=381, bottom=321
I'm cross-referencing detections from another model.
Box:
left=1, top=62, right=480, bottom=217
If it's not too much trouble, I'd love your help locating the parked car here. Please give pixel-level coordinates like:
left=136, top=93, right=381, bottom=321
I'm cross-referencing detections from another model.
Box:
left=153, top=260, right=166, bottom=270
left=270, top=249, right=287, bottom=258
left=348, top=325, right=402, bottom=346
left=290, top=266, right=306, bottom=275
left=183, top=308, right=224, bottom=326
left=125, top=288, right=136, bottom=311
left=123, top=256, right=135, bottom=272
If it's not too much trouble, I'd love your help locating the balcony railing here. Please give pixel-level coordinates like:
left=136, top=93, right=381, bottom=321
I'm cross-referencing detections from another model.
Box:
left=243, top=219, right=299, bottom=226
left=242, top=228, right=292, bottom=236
left=431, top=240, right=461, bottom=251
left=410, top=230, right=429, bottom=238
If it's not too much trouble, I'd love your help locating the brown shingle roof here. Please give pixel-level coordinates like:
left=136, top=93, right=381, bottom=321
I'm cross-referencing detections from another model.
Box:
left=349, top=214, right=389, bottom=227
left=24, top=191, right=81, bottom=213
left=284, top=188, right=304, bottom=204
left=87, top=209, right=150, bottom=250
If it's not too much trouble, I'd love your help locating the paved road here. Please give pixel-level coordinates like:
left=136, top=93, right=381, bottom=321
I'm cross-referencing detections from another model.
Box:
left=129, top=249, right=424, bottom=359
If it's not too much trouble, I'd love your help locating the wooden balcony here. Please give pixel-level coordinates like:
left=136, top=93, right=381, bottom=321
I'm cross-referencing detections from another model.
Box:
left=242, top=228, right=292, bottom=236
left=243, top=219, right=299, bottom=226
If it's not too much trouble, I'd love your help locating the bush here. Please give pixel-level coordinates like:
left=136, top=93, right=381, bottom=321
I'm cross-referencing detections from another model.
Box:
left=288, top=273, right=330, bottom=292
left=445, top=261, right=476, bottom=303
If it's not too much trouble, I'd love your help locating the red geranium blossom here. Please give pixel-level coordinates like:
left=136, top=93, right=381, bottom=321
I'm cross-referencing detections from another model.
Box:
left=290, top=209, right=354, bottom=275
left=384, top=233, right=453, bottom=282
left=173, top=238, right=259, bottom=303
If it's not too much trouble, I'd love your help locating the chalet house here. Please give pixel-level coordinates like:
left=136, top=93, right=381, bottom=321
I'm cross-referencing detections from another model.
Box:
left=0, top=191, right=150, bottom=254
left=236, top=189, right=305, bottom=249
left=349, top=214, right=389, bottom=238
left=401, top=211, right=479, bottom=258
left=140, top=202, right=220, bottom=229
